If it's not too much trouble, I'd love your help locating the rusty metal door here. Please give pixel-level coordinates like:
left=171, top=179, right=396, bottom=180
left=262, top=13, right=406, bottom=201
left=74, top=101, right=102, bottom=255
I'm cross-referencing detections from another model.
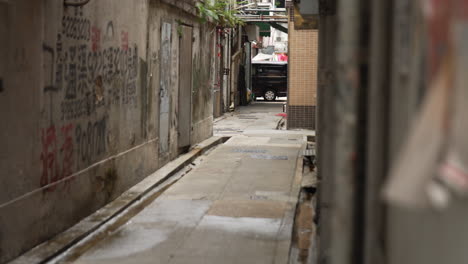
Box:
left=159, top=22, right=171, bottom=154
left=178, top=25, right=193, bottom=148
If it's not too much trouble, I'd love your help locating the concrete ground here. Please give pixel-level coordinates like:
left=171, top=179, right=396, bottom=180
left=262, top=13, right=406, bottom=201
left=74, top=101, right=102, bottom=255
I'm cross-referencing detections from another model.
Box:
left=54, top=101, right=313, bottom=264
left=214, top=100, right=287, bottom=136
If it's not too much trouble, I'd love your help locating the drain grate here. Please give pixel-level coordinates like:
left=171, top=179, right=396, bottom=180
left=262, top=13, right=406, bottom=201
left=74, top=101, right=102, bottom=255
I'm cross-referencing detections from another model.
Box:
left=232, top=149, right=267, bottom=153
left=250, top=154, right=288, bottom=160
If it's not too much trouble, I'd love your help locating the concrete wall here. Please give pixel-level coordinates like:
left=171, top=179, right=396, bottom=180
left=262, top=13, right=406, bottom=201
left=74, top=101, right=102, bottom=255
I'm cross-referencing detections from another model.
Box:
left=0, top=0, right=214, bottom=262
left=191, top=20, right=216, bottom=144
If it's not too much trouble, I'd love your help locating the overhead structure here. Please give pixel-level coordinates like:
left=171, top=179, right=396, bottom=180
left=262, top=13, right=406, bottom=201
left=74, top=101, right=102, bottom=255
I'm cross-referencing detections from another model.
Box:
left=235, top=0, right=288, bottom=23
left=236, top=15, right=288, bottom=23
left=269, top=22, right=288, bottom=34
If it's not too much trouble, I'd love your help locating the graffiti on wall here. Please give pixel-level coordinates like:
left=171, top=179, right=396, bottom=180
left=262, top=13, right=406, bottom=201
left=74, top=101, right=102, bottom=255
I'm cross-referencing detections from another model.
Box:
left=40, top=7, right=139, bottom=191
left=39, top=116, right=110, bottom=191
left=55, top=13, right=139, bottom=121
left=75, top=116, right=108, bottom=167
left=62, top=13, right=91, bottom=41
left=39, top=124, right=75, bottom=191
left=57, top=44, right=139, bottom=120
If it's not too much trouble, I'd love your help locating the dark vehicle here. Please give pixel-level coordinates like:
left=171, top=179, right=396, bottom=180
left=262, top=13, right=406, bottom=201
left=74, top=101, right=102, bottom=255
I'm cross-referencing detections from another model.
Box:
left=252, top=61, right=288, bottom=101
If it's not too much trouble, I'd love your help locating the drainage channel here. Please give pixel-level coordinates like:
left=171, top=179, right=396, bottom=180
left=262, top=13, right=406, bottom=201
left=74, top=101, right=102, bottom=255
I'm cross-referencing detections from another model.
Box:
left=50, top=141, right=226, bottom=263
left=12, top=137, right=229, bottom=264
left=289, top=137, right=318, bottom=264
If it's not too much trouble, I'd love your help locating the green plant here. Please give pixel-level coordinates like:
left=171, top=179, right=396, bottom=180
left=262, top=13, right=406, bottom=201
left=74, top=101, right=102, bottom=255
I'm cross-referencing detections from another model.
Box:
left=176, top=19, right=183, bottom=37
left=196, top=0, right=246, bottom=27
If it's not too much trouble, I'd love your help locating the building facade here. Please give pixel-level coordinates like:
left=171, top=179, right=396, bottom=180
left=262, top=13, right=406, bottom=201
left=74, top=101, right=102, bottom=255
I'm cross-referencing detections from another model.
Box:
left=287, top=3, right=318, bottom=129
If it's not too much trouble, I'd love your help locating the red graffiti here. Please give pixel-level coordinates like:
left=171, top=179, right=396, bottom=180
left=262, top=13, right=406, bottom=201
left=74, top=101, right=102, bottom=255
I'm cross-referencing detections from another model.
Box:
left=91, top=27, right=101, bottom=52
left=40, top=125, right=59, bottom=188
left=40, top=124, right=75, bottom=192
left=121, top=31, right=129, bottom=51
left=60, top=124, right=74, bottom=180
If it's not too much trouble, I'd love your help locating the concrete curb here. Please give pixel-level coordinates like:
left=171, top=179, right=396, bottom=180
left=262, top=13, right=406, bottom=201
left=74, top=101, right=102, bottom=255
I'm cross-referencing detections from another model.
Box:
left=10, top=136, right=229, bottom=264
left=287, top=135, right=315, bottom=264
left=213, top=115, right=228, bottom=123
left=274, top=140, right=307, bottom=264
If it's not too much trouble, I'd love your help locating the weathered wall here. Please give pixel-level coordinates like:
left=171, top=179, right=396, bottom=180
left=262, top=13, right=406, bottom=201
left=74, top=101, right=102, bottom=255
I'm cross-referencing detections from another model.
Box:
left=148, top=0, right=215, bottom=156
left=191, top=21, right=215, bottom=144
left=0, top=0, right=214, bottom=262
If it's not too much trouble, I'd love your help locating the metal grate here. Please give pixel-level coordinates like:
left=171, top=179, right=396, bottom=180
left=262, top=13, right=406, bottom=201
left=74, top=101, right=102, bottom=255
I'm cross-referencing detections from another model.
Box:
left=303, top=148, right=316, bottom=157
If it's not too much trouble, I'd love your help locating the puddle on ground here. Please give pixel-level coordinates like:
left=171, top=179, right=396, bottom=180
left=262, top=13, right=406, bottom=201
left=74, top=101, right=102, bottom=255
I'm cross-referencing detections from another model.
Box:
left=81, top=226, right=170, bottom=261
left=200, top=215, right=281, bottom=237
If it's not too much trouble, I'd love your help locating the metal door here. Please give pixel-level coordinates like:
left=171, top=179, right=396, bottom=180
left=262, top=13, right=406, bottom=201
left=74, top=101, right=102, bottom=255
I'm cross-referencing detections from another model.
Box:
left=159, top=22, right=171, bottom=154
left=213, top=31, right=223, bottom=118
left=178, top=25, right=193, bottom=148
left=245, top=42, right=252, bottom=97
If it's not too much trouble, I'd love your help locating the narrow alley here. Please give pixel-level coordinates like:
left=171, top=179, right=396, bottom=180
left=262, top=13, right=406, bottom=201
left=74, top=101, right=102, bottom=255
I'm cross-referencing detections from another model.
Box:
left=3, top=0, right=468, bottom=264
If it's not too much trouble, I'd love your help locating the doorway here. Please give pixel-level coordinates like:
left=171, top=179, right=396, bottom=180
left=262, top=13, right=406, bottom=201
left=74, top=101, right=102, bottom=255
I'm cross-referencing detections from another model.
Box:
left=159, top=21, right=171, bottom=155
left=178, top=25, right=193, bottom=150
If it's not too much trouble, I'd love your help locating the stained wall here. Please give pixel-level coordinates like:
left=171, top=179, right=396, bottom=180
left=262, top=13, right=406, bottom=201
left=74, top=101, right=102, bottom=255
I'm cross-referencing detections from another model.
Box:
left=0, top=0, right=215, bottom=262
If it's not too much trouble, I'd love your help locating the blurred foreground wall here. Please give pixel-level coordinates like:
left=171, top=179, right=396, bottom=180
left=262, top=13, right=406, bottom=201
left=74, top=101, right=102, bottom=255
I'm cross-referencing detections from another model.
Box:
left=316, top=0, right=468, bottom=263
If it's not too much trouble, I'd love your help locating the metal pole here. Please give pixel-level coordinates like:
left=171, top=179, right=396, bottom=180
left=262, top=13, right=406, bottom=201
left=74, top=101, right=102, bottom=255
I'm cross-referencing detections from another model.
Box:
left=328, top=0, right=362, bottom=263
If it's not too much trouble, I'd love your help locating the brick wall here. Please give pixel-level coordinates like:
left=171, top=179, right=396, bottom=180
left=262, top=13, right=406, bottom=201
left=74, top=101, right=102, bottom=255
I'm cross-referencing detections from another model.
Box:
left=287, top=14, right=318, bottom=130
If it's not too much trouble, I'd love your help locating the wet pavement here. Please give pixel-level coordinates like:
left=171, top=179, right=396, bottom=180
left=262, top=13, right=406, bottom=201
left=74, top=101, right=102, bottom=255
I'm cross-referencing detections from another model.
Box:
left=51, top=101, right=313, bottom=264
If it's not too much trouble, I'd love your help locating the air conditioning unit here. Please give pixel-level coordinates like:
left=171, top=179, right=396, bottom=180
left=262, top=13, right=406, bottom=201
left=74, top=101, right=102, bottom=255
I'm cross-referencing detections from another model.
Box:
left=296, top=0, right=319, bottom=16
